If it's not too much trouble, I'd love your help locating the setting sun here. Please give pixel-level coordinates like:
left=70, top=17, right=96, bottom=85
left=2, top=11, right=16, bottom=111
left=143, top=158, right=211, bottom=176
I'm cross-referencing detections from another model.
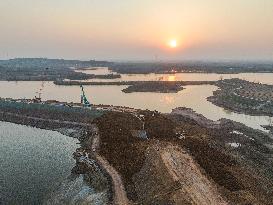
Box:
left=169, top=40, right=177, bottom=48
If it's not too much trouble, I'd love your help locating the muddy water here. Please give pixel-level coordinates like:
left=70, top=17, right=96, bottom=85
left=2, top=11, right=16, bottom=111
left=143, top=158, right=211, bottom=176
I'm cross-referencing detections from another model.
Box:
left=0, top=122, right=78, bottom=204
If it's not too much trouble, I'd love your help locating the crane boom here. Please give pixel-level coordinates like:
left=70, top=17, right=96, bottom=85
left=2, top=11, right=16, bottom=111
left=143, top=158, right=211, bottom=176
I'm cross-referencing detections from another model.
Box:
left=80, top=85, right=91, bottom=107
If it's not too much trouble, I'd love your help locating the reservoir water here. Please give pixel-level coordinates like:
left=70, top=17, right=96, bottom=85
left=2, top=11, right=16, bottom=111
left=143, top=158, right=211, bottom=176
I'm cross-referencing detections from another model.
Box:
left=0, top=70, right=272, bottom=203
left=0, top=122, right=78, bottom=204
left=0, top=71, right=272, bottom=130
left=76, top=68, right=273, bottom=84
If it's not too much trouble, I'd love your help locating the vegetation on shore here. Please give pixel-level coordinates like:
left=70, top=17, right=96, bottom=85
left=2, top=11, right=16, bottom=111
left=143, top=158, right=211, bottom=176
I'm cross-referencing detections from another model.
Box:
left=1, top=99, right=273, bottom=204
left=0, top=98, right=104, bottom=123
left=110, top=61, right=273, bottom=74
left=0, top=58, right=116, bottom=81
left=54, top=80, right=214, bottom=93
left=1, top=58, right=273, bottom=82
left=122, top=81, right=184, bottom=93
left=208, top=78, right=273, bottom=116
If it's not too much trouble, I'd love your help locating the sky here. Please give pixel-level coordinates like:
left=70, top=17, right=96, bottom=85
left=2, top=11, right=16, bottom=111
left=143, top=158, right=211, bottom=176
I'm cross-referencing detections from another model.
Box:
left=0, top=0, right=272, bottom=61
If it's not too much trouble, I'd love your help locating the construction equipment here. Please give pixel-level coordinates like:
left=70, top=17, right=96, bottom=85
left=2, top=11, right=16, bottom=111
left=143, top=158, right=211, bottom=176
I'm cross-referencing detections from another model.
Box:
left=80, top=85, right=91, bottom=107
left=33, top=81, right=45, bottom=103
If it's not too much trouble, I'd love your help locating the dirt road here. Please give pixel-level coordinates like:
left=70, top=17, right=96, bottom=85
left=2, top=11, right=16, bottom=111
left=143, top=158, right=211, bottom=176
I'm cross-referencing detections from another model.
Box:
left=95, top=155, right=129, bottom=205
left=91, top=126, right=130, bottom=205
left=161, top=145, right=228, bottom=205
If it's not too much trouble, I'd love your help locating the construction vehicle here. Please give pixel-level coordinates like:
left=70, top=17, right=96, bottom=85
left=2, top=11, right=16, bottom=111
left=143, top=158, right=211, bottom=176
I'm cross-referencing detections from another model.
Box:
left=33, top=82, right=45, bottom=103
left=80, top=85, right=91, bottom=107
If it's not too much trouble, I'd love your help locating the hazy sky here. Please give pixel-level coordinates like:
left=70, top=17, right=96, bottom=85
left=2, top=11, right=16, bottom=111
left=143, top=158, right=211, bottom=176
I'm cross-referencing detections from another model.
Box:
left=0, top=0, right=272, bottom=61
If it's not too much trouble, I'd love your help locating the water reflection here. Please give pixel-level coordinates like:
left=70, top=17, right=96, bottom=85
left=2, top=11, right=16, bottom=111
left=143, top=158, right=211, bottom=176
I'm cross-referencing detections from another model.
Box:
left=0, top=122, right=78, bottom=204
left=160, top=96, right=175, bottom=104
left=167, top=75, right=176, bottom=81
left=0, top=81, right=272, bottom=131
left=78, top=68, right=273, bottom=85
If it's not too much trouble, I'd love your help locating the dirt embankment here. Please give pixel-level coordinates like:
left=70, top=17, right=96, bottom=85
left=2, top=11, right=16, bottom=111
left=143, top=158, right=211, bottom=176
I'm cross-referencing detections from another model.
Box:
left=133, top=141, right=228, bottom=205
left=169, top=108, right=273, bottom=205
left=1, top=99, right=272, bottom=204
left=160, top=145, right=227, bottom=205
left=93, top=109, right=273, bottom=205
left=95, top=155, right=129, bottom=205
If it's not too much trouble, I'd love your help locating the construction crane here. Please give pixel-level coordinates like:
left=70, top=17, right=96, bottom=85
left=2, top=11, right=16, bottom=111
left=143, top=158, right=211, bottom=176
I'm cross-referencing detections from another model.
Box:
left=80, top=85, right=91, bottom=107
left=33, top=81, right=45, bottom=103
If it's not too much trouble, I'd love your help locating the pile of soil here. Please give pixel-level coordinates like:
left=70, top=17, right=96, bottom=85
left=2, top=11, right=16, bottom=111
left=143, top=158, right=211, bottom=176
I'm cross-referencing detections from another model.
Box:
left=94, top=111, right=148, bottom=199
left=94, top=110, right=273, bottom=204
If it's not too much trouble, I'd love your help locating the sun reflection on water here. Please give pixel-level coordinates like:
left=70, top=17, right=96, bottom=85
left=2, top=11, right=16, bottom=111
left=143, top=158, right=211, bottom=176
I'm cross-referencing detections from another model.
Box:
left=160, top=96, right=175, bottom=104
left=167, top=75, right=176, bottom=81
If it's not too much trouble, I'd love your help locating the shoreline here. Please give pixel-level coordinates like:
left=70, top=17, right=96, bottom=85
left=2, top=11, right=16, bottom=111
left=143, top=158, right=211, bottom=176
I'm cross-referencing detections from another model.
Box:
left=1, top=98, right=273, bottom=204
left=54, top=80, right=215, bottom=93
left=208, top=97, right=273, bottom=117
left=207, top=78, right=273, bottom=117
left=54, top=80, right=215, bottom=86
left=0, top=99, right=139, bottom=204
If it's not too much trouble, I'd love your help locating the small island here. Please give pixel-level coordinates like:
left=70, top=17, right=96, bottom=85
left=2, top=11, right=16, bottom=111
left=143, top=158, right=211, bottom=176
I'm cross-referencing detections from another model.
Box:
left=54, top=80, right=214, bottom=93
left=122, top=81, right=184, bottom=93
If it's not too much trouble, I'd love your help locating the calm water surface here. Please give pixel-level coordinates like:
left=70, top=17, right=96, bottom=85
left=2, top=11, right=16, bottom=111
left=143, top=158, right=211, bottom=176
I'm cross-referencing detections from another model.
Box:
left=0, top=70, right=272, bottom=204
left=0, top=122, right=78, bottom=204
left=76, top=68, right=273, bottom=84
left=0, top=80, right=272, bottom=130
